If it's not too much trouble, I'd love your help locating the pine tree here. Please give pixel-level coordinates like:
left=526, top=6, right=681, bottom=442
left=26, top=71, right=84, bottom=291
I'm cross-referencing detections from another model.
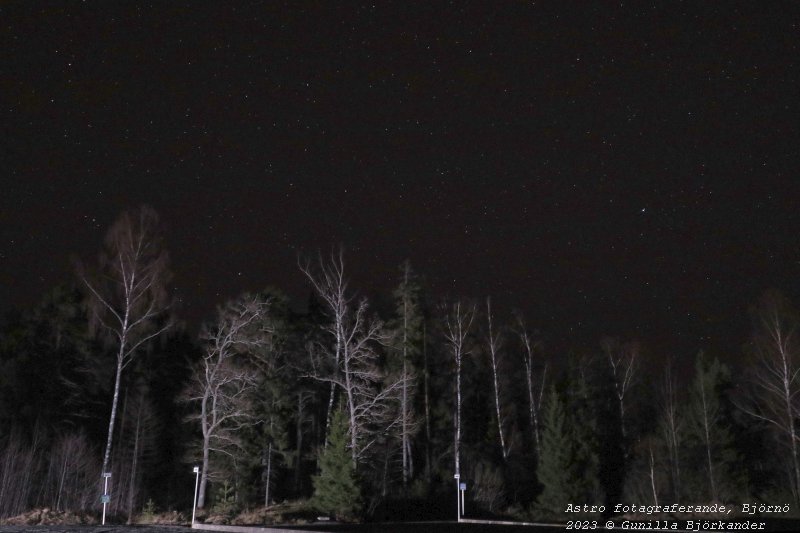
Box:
left=312, top=408, right=362, bottom=520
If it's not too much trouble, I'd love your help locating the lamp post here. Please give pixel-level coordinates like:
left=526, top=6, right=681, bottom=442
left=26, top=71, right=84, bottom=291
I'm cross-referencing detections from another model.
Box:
left=192, top=466, right=200, bottom=526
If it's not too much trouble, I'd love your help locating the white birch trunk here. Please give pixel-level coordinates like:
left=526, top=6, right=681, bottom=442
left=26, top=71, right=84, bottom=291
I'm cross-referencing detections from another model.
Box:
left=648, top=444, right=658, bottom=506
left=516, top=316, right=545, bottom=458
left=699, top=373, right=718, bottom=501
left=661, top=363, right=681, bottom=500
left=455, top=351, right=461, bottom=479
left=82, top=207, right=172, bottom=494
left=485, top=298, right=507, bottom=460
left=301, top=250, right=400, bottom=467
left=602, top=339, right=638, bottom=443
left=443, top=301, right=475, bottom=480
left=127, top=403, right=142, bottom=524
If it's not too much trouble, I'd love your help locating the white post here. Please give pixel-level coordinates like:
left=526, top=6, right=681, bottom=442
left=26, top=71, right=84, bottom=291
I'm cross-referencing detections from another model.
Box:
left=192, top=466, right=200, bottom=526
left=460, top=484, right=465, bottom=517
left=101, top=472, right=111, bottom=525
left=454, top=474, right=460, bottom=522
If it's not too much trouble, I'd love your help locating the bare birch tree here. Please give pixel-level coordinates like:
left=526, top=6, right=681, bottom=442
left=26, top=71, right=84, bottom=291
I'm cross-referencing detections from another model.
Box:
left=739, top=291, right=800, bottom=502
left=301, top=250, right=404, bottom=466
left=687, top=351, right=741, bottom=502
left=80, top=206, right=172, bottom=479
left=689, top=351, right=721, bottom=501
left=299, top=250, right=348, bottom=439
left=660, top=359, right=682, bottom=500
left=601, top=338, right=638, bottom=442
left=442, top=300, right=475, bottom=481
left=184, top=295, right=270, bottom=509
left=514, top=313, right=547, bottom=458
left=389, top=261, right=422, bottom=487
left=484, top=297, right=509, bottom=460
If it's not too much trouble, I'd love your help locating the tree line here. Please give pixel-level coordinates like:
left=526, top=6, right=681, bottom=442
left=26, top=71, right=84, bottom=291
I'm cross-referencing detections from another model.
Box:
left=1, top=206, right=798, bottom=521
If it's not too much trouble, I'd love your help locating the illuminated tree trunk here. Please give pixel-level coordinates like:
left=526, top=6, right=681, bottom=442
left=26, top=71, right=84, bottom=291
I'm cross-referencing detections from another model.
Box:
left=80, top=207, right=172, bottom=479
left=485, top=298, right=508, bottom=460
left=516, top=314, right=546, bottom=458
left=443, top=301, right=475, bottom=480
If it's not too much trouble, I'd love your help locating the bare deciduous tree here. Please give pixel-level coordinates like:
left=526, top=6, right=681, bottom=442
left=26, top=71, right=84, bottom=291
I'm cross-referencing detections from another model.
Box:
left=602, top=338, right=638, bottom=441
left=80, top=206, right=172, bottom=480
left=442, top=300, right=475, bottom=480
left=739, top=291, right=800, bottom=501
left=0, top=429, right=42, bottom=518
left=688, top=351, right=722, bottom=502
left=301, top=250, right=404, bottom=466
left=1, top=430, right=100, bottom=519
left=299, top=250, right=349, bottom=439
left=514, top=313, right=547, bottom=458
left=184, top=295, right=270, bottom=509
left=660, top=359, right=682, bottom=501
left=484, top=298, right=509, bottom=461
left=44, top=433, right=99, bottom=512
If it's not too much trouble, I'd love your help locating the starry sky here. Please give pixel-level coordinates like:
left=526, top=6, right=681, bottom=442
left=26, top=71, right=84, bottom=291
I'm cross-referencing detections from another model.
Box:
left=2, top=2, right=799, bottom=359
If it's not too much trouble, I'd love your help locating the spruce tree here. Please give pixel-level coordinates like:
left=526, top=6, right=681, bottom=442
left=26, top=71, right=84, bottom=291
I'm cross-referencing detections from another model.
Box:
left=386, top=260, right=424, bottom=488
left=312, top=408, right=362, bottom=520
left=567, top=364, right=603, bottom=505
left=535, top=387, right=575, bottom=515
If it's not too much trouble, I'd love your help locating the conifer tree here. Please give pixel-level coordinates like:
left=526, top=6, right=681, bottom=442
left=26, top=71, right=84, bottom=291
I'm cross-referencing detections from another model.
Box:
left=386, top=261, right=424, bottom=488
left=567, top=361, right=603, bottom=505
left=312, top=408, right=362, bottom=520
left=535, top=387, right=575, bottom=515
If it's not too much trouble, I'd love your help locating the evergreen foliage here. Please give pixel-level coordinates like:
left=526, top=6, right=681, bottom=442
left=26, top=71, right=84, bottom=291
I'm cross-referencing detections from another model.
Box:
left=535, top=387, right=575, bottom=515
left=311, top=408, right=362, bottom=520
left=566, top=362, right=603, bottom=505
left=385, top=261, right=425, bottom=487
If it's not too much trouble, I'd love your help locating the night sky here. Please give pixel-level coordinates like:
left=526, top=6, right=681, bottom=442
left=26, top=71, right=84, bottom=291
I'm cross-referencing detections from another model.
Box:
left=2, top=2, right=799, bottom=360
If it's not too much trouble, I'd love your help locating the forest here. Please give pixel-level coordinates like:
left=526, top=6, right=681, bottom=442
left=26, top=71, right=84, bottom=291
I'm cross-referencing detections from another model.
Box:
left=1, top=206, right=798, bottom=523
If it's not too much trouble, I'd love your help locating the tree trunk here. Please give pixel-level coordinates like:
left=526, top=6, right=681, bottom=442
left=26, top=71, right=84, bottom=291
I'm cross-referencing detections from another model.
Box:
left=648, top=444, right=658, bottom=506
left=325, top=381, right=336, bottom=447
left=264, top=442, right=272, bottom=507
left=344, top=350, right=358, bottom=466
left=127, top=401, right=142, bottom=524
left=103, top=352, right=125, bottom=476
left=198, top=442, right=210, bottom=509
left=662, top=365, right=681, bottom=501
left=486, top=299, right=507, bottom=460
left=382, top=441, right=390, bottom=497
left=700, top=378, right=717, bottom=501
left=294, top=394, right=304, bottom=492
left=455, top=355, right=461, bottom=478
